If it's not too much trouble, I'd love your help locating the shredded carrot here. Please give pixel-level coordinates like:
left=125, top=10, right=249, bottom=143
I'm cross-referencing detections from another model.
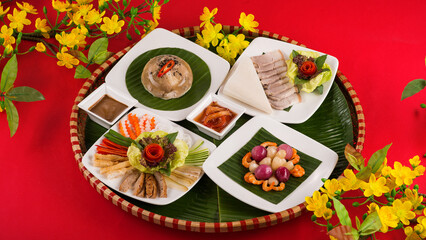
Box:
left=129, top=113, right=141, bottom=136
left=118, top=121, right=127, bottom=137
left=125, top=120, right=137, bottom=140
left=142, top=114, right=148, bottom=131
left=149, top=117, right=156, bottom=130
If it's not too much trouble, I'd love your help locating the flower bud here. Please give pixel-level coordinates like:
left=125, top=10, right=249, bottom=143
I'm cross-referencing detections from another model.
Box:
left=311, top=215, right=317, bottom=221
left=352, top=202, right=360, bottom=207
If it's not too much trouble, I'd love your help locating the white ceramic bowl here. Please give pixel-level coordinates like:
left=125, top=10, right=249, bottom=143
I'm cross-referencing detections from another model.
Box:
left=186, top=93, right=245, bottom=140
left=78, top=84, right=137, bottom=128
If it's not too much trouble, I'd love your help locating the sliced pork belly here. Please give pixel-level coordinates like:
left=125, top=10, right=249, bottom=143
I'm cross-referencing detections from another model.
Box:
left=251, top=50, right=284, bottom=66
left=260, top=72, right=288, bottom=86
left=265, top=82, right=294, bottom=96
left=255, top=59, right=286, bottom=73
left=257, top=66, right=287, bottom=79
left=268, top=87, right=298, bottom=101
left=269, top=93, right=301, bottom=110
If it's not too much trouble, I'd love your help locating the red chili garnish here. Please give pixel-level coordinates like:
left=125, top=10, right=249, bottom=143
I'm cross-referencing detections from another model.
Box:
left=299, top=61, right=317, bottom=76
left=144, top=143, right=164, bottom=163
left=157, top=60, right=175, bottom=77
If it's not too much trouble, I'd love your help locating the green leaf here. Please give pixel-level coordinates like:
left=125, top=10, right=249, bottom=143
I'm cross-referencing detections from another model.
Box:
left=74, top=65, right=92, bottom=79
left=291, top=50, right=299, bottom=58
left=88, top=38, right=108, bottom=62
left=0, top=38, right=4, bottom=46
left=1, top=54, right=18, bottom=92
left=294, top=76, right=309, bottom=85
left=315, top=54, right=327, bottom=69
left=313, top=85, right=324, bottom=95
left=367, top=143, right=391, bottom=173
left=93, top=51, right=112, bottom=65
left=166, top=132, right=178, bottom=143
left=6, top=86, right=45, bottom=102
left=356, top=165, right=372, bottom=181
left=332, top=197, right=352, bottom=227
left=401, top=79, right=426, bottom=100
left=5, top=98, right=19, bottom=137
left=75, top=51, right=89, bottom=64
left=126, top=32, right=132, bottom=40
left=355, top=216, right=361, bottom=229
left=359, top=212, right=382, bottom=236
left=344, top=144, right=365, bottom=171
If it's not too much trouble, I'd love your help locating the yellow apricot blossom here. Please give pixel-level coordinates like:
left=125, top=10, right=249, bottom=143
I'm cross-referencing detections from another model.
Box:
left=7, top=9, right=31, bottom=32
left=360, top=174, right=389, bottom=197
left=377, top=206, right=399, bottom=233
left=141, top=20, right=158, bottom=38
left=391, top=161, right=417, bottom=186
left=151, top=1, right=161, bottom=24
left=195, top=33, right=210, bottom=48
left=402, top=188, right=423, bottom=214
left=227, top=34, right=249, bottom=55
left=55, top=31, right=78, bottom=48
left=392, top=199, right=415, bottom=225
left=415, top=165, right=425, bottom=177
left=216, top=44, right=237, bottom=65
left=0, top=5, right=10, bottom=17
left=56, top=47, right=79, bottom=69
left=35, top=42, right=46, bottom=52
left=100, top=15, right=125, bottom=35
left=320, top=179, right=341, bottom=198
left=339, top=169, right=361, bottom=191
left=17, top=2, right=38, bottom=14
left=52, top=0, right=72, bottom=12
left=199, top=7, right=217, bottom=27
left=305, top=191, right=329, bottom=218
left=84, top=9, right=105, bottom=25
left=409, top=155, right=421, bottom=167
left=0, top=25, right=16, bottom=47
left=35, top=18, right=52, bottom=38
left=202, top=23, right=224, bottom=47
left=239, top=12, right=259, bottom=32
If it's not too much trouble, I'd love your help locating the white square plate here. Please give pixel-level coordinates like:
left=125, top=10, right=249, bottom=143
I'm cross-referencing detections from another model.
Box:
left=202, top=115, right=338, bottom=212
left=81, top=107, right=217, bottom=205
left=217, top=37, right=339, bottom=124
left=105, top=28, right=230, bottom=121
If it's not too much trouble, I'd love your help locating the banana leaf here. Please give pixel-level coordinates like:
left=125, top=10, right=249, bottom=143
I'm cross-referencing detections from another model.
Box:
left=84, top=80, right=353, bottom=222
left=125, top=48, right=211, bottom=110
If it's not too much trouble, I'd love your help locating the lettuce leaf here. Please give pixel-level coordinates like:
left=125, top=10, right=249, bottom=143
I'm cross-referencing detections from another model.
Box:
left=127, top=130, right=189, bottom=174
left=286, top=50, right=332, bottom=93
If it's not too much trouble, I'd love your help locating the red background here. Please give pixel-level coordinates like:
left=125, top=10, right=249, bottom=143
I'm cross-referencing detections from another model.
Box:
left=1, top=0, right=426, bottom=239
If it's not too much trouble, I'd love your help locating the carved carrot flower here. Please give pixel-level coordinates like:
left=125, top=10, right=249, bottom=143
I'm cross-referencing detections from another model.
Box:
left=199, top=7, right=217, bottom=27
left=100, top=15, right=125, bottom=35
left=7, top=9, right=31, bottom=32
left=239, top=12, right=259, bottom=32
left=56, top=47, right=79, bottom=69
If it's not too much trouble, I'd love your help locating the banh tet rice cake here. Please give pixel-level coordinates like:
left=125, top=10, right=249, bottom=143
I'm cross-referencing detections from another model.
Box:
left=222, top=56, right=273, bottom=114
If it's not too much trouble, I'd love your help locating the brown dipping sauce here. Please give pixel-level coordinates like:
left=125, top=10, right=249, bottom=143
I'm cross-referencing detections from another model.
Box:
left=89, top=95, right=128, bottom=122
left=194, top=101, right=236, bottom=133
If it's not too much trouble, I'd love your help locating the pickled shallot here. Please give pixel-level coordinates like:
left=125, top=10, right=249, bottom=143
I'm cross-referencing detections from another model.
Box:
left=242, top=141, right=305, bottom=192
left=194, top=101, right=236, bottom=133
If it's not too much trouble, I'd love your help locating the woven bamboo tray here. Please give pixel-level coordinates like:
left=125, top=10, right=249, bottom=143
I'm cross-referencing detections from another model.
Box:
left=70, top=26, right=365, bottom=232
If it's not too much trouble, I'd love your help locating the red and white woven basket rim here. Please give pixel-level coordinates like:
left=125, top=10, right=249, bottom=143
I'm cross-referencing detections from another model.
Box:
left=69, top=26, right=365, bottom=232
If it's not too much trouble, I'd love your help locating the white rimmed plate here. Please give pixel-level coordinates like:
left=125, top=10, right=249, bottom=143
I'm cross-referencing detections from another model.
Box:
left=202, top=115, right=338, bottom=213
left=81, top=107, right=216, bottom=205
left=217, top=37, right=339, bottom=124
left=105, top=28, right=230, bottom=121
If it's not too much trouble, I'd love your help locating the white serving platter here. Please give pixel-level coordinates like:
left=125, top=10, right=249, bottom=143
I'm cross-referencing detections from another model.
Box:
left=105, top=28, right=230, bottom=121
left=217, top=37, right=339, bottom=124
left=202, top=115, right=338, bottom=213
left=81, top=107, right=217, bottom=205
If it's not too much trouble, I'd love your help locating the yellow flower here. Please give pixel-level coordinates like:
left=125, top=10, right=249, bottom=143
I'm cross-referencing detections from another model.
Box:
left=151, top=1, right=161, bottom=24
left=339, top=169, right=361, bottom=191
left=216, top=44, right=237, bottom=65
left=35, top=42, right=46, bottom=52
left=202, top=22, right=224, bottom=47
left=98, top=0, right=106, bottom=7
left=76, top=4, right=93, bottom=16
left=199, top=7, right=217, bottom=28
left=68, top=12, right=85, bottom=26
left=56, top=47, right=79, bottom=69
left=71, top=27, right=87, bottom=48
left=360, top=174, right=389, bottom=197
left=141, top=20, right=158, bottom=38
left=7, top=9, right=31, bottom=32
left=35, top=18, right=52, bottom=38
left=402, top=188, right=423, bottom=214
left=76, top=0, right=93, bottom=4
left=4, top=44, right=13, bottom=54
left=239, top=12, right=259, bottom=32
left=329, top=236, right=338, bottom=240
left=377, top=206, right=399, bottom=233
left=84, top=9, right=105, bottom=25
left=0, top=5, right=10, bottom=17
left=16, top=2, right=38, bottom=14
left=52, top=0, right=72, bottom=12
left=392, top=199, right=415, bottom=225
left=323, top=208, right=333, bottom=220
left=100, top=15, right=125, bottom=35
left=381, top=165, right=392, bottom=176
left=409, top=155, right=421, bottom=167
left=305, top=191, right=329, bottom=218
left=391, top=161, right=417, bottom=186
left=320, top=179, right=341, bottom=198
left=415, top=223, right=425, bottom=237
left=55, top=31, right=78, bottom=48
left=0, top=25, right=16, bottom=46
left=227, top=34, right=249, bottom=55
left=415, top=165, right=425, bottom=176
left=367, top=202, right=379, bottom=214
left=195, top=33, right=210, bottom=48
